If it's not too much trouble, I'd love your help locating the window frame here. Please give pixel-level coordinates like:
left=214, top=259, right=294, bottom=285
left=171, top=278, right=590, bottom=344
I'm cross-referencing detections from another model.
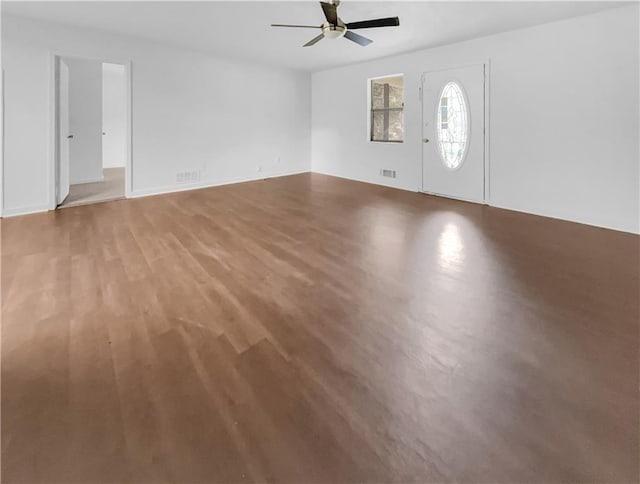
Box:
left=368, top=74, right=404, bottom=144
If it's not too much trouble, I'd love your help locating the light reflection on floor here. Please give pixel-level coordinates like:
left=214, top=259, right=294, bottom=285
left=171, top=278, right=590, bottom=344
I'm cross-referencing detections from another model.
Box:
left=438, top=222, right=465, bottom=271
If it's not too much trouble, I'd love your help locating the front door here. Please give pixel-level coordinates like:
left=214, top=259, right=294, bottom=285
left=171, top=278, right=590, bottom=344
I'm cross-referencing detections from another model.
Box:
left=421, top=64, right=485, bottom=202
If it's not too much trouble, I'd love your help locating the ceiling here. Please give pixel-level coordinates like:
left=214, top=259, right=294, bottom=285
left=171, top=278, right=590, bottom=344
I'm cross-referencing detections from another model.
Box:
left=2, top=1, right=630, bottom=71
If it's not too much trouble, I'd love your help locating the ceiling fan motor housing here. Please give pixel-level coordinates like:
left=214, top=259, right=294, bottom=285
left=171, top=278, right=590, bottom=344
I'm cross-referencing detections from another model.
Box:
left=322, top=20, right=346, bottom=39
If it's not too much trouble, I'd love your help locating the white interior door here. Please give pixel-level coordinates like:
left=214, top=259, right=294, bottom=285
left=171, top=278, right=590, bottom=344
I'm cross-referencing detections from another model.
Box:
left=421, top=64, right=485, bottom=202
left=57, top=59, right=70, bottom=205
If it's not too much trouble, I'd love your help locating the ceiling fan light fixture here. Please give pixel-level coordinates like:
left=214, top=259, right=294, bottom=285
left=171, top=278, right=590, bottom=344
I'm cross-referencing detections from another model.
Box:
left=322, top=21, right=346, bottom=39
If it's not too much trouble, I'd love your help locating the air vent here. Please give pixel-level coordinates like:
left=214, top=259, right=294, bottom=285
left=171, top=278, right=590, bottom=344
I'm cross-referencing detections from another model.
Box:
left=177, top=171, right=201, bottom=183
left=380, top=169, right=397, bottom=178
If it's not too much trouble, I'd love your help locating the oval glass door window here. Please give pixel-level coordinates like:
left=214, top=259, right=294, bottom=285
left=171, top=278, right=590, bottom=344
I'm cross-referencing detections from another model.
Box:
left=436, top=81, right=469, bottom=170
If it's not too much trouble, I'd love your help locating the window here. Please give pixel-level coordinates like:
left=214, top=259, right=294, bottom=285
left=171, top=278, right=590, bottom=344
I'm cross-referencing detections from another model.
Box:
left=437, top=81, right=469, bottom=170
left=370, top=75, right=404, bottom=143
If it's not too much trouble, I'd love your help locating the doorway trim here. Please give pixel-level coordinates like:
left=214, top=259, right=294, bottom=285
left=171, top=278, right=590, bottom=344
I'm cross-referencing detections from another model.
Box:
left=419, top=59, right=491, bottom=204
left=1, top=69, right=4, bottom=217
left=49, top=52, right=133, bottom=210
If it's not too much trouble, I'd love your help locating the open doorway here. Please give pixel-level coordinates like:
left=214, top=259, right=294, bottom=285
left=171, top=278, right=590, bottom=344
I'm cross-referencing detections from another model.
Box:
left=54, top=55, right=130, bottom=208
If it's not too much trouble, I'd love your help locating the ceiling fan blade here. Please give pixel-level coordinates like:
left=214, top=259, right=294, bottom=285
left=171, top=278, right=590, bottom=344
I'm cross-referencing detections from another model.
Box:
left=304, top=33, right=325, bottom=47
left=346, top=17, right=400, bottom=30
left=344, top=30, right=372, bottom=46
left=271, top=24, right=321, bottom=29
left=320, top=1, right=338, bottom=25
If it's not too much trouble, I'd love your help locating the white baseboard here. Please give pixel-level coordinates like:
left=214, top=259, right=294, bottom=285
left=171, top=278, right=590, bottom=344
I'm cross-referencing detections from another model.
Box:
left=488, top=201, right=640, bottom=235
left=2, top=203, right=51, bottom=218
left=1, top=171, right=309, bottom=217
left=313, top=171, right=639, bottom=235
left=310, top=169, right=419, bottom=193
left=3, top=170, right=636, bottom=234
left=130, top=170, right=310, bottom=199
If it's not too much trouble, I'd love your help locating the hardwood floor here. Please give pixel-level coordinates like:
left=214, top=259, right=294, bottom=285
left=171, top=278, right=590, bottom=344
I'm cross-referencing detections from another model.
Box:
left=2, top=173, right=638, bottom=483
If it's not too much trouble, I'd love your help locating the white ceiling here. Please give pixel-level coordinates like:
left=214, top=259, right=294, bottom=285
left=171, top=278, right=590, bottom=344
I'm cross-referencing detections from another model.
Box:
left=2, top=1, right=630, bottom=71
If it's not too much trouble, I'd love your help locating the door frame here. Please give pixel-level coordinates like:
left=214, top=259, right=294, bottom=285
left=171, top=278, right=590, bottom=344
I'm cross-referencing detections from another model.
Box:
left=419, top=60, right=491, bottom=204
left=49, top=52, right=133, bottom=209
left=1, top=69, right=4, bottom=217
left=57, top=58, right=70, bottom=205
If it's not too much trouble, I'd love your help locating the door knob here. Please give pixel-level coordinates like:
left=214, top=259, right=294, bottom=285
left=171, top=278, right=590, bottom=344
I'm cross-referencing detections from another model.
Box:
left=423, top=138, right=429, bottom=143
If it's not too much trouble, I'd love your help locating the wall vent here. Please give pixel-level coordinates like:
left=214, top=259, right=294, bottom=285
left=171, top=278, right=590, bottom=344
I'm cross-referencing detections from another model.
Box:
left=380, top=169, right=397, bottom=178
left=177, top=171, right=201, bottom=183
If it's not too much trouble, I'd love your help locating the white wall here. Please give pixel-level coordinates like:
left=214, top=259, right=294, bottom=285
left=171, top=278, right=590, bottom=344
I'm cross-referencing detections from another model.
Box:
left=1, top=14, right=311, bottom=215
left=312, top=6, right=640, bottom=234
left=65, top=56, right=103, bottom=184
left=102, top=62, right=126, bottom=169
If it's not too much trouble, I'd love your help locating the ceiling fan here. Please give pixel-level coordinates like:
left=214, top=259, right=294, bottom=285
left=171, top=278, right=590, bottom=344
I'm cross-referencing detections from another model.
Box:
left=271, top=0, right=400, bottom=47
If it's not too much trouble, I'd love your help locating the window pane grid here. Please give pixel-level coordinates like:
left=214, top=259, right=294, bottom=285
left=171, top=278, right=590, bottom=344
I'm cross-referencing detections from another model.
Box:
left=370, top=75, right=404, bottom=143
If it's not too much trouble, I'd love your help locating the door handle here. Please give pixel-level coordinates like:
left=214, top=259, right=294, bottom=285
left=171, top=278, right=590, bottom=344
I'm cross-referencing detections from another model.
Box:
left=423, top=138, right=429, bottom=143
left=67, top=135, right=74, bottom=139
